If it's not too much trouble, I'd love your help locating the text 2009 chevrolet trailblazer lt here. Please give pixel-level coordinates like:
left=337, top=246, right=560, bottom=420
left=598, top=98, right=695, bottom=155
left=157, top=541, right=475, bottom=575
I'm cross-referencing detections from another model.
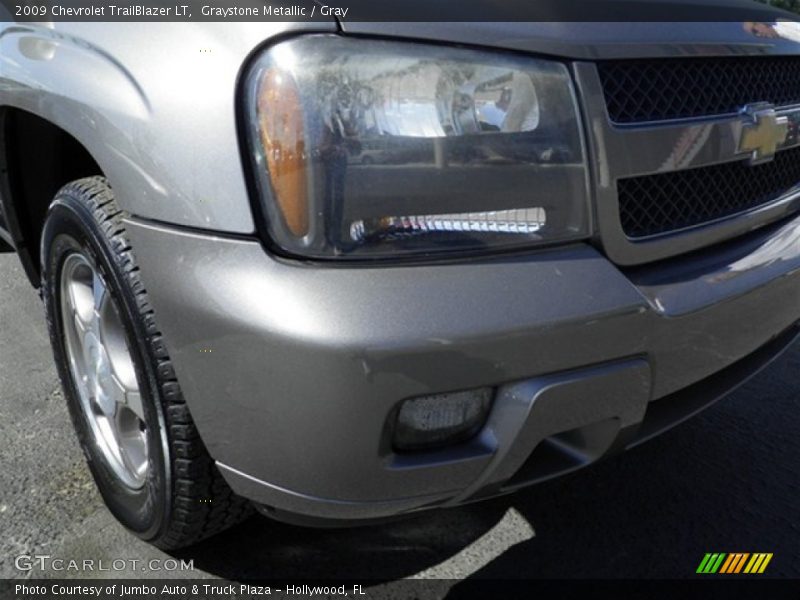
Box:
left=1, top=1, right=799, bottom=548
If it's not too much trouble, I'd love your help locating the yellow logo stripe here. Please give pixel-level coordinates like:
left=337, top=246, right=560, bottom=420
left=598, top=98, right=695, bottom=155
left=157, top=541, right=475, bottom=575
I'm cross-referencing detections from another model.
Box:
left=744, top=553, right=772, bottom=574
left=758, top=554, right=773, bottom=574
left=753, top=554, right=767, bottom=573
left=743, top=554, right=759, bottom=573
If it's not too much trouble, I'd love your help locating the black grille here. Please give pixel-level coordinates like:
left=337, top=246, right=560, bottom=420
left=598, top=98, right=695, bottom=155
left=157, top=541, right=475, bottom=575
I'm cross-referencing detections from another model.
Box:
left=598, top=57, right=800, bottom=123
left=618, top=146, right=800, bottom=239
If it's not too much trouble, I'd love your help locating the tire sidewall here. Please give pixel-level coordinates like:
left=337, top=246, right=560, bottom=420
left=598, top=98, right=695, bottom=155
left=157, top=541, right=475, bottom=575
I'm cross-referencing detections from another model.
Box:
left=41, top=191, right=171, bottom=540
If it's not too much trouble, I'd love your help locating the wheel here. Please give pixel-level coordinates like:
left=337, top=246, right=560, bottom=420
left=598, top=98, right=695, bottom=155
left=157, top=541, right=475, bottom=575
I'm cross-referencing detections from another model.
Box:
left=41, top=176, right=252, bottom=549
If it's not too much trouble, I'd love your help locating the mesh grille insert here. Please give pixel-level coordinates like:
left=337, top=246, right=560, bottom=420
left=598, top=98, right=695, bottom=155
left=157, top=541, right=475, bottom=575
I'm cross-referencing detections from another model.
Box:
left=618, top=147, right=800, bottom=239
left=598, top=57, right=800, bottom=123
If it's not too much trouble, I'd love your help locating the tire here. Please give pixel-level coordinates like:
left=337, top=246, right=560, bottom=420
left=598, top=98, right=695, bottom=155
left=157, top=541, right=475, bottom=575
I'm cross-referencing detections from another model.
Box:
left=41, top=176, right=252, bottom=549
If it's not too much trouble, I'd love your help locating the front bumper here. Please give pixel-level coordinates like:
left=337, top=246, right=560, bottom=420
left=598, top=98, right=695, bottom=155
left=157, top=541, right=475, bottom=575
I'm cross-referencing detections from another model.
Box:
left=125, top=213, right=800, bottom=523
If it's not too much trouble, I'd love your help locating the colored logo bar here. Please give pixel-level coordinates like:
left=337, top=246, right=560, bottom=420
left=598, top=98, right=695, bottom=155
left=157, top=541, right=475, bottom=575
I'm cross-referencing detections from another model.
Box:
left=697, top=553, right=773, bottom=574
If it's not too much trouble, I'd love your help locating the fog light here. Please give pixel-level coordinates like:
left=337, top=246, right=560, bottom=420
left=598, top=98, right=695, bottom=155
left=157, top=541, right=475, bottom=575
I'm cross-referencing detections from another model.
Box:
left=393, top=388, right=493, bottom=451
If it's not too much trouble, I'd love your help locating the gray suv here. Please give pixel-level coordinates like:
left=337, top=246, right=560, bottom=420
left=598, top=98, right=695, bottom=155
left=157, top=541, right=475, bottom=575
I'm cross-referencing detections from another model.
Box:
left=1, top=10, right=800, bottom=549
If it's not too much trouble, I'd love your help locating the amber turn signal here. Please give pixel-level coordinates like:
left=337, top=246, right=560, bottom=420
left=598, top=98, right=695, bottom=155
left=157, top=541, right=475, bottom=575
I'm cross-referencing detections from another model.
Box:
left=257, top=68, right=309, bottom=237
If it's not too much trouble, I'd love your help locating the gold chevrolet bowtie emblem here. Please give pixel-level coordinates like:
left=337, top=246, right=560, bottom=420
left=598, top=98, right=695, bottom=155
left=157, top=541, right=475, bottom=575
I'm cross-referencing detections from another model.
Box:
left=738, top=103, right=789, bottom=165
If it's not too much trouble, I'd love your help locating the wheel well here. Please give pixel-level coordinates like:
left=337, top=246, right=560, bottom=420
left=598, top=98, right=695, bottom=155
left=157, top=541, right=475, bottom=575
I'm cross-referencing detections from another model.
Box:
left=0, top=108, right=103, bottom=286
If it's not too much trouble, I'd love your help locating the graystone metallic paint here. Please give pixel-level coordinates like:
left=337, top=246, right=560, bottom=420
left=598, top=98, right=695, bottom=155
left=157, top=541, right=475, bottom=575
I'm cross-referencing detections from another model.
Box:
left=338, top=21, right=800, bottom=61
left=124, top=218, right=648, bottom=503
left=448, top=358, right=652, bottom=504
left=1, top=20, right=800, bottom=522
left=124, top=212, right=800, bottom=517
left=0, top=21, right=337, bottom=234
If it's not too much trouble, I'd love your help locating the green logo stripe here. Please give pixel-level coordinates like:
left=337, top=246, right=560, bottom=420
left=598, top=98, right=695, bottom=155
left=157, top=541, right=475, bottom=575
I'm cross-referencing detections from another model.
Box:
left=710, top=553, right=727, bottom=573
left=703, top=553, right=720, bottom=573
left=697, top=553, right=714, bottom=573
left=698, top=553, right=727, bottom=574
left=706, top=553, right=721, bottom=573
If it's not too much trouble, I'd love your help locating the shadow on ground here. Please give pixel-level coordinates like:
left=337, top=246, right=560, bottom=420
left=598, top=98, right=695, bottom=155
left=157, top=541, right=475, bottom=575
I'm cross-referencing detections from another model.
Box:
left=171, top=497, right=510, bottom=580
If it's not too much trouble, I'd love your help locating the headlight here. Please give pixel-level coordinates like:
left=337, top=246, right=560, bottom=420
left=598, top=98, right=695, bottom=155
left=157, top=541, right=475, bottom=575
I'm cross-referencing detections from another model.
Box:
left=244, top=35, right=589, bottom=260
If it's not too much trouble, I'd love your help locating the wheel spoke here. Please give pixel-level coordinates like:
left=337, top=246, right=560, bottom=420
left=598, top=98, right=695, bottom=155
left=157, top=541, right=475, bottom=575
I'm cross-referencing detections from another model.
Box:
left=96, top=414, right=126, bottom=465
left=108, top=374, right=145, bottom=422
left=114, top=410, right=148, bottom=481
left=69, top=303, right=93, bottom=389
left=92, top=270, right=106, bottom=314
left=72, top=311, right=89, bottom=341
left=66, top=275, right=95, bottom=333
left=125, top=390, right=145, bottom=422
left=100, top=301, right=139, bottom=397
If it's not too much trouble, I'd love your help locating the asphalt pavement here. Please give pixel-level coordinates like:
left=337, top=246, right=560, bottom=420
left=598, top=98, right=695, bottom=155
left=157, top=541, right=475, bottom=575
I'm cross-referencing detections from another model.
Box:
left=1, top=251, right=798, bottom=582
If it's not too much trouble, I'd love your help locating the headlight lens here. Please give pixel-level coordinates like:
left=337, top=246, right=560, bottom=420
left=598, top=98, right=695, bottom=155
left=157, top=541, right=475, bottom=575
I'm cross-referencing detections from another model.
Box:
left=245, top=35, right=589, bottom=260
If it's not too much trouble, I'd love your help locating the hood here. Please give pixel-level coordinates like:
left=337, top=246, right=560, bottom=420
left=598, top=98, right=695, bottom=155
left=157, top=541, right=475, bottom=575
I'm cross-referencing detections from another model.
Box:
left=335, top=1, right=800, bottom=60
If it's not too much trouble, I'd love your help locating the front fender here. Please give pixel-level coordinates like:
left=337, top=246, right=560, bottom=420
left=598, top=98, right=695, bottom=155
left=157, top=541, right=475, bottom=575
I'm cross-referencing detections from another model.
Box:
left=0, top=20, right=336, bottom=233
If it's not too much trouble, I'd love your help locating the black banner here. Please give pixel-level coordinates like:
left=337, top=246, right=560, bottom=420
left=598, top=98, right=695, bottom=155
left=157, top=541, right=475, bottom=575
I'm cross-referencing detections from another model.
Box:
left=1, top=0, right=798, bottom=22
left=2, top=579, right=800, bottom=600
